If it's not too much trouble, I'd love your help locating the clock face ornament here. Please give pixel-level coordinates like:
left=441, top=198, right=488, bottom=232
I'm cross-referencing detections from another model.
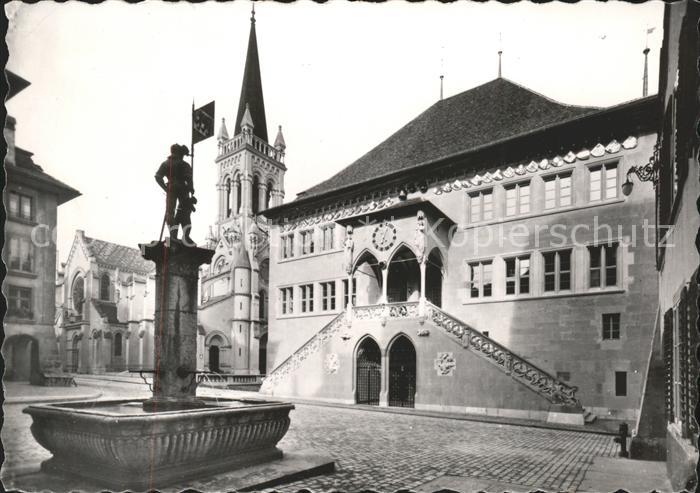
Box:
left=372, top=221, right=397, bottom=252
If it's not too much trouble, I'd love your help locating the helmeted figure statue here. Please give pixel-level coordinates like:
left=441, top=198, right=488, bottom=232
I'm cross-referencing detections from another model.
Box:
left=155, top=144, right=198, bottom=244
left=343, top=225, right=354, bottom=274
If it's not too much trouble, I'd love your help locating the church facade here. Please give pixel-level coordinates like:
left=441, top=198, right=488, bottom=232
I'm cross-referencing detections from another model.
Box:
left=261, top=76, right=659, bottom=424
left=197, top=11, right=286, bottom=376
left=56, top=230, right=158, bottom=374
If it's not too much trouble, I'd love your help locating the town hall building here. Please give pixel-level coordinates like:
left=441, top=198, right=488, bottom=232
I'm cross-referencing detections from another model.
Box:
left=260, top=73, right=659, bottom=424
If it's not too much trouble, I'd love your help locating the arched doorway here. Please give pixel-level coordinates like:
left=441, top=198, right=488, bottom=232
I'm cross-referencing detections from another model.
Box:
left=352, top=250, right=382, bottom=306
left=68, top=334, right=80, bottom=372
left=259, top=333, right=268, bottom=375
left=426, top=248, right=444, bottom=307
left=388, top=335, right=416, bottom=408
left=356, top=337, right=381, bottom=405
left=208, top=334, right=223, bottom=373
left=3, top=335, right=41, bottom=383
left=387, top=246, right=420, bottom=303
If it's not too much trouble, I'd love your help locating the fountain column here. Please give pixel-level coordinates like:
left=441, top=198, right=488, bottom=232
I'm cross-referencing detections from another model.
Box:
left=140, top=238, right=214, bottom=411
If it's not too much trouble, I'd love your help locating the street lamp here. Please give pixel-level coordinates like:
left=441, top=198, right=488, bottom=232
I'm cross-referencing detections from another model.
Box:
left=622, top=138, right=662, bottom=196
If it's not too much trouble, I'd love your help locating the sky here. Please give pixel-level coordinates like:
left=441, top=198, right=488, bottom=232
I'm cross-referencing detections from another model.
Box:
left=5, top=0, right=664, bottom=263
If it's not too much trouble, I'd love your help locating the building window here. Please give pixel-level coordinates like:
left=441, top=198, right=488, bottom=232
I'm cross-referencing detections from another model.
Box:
left=588, top=242, right=618, bottom=288
left=543, top=249, right=571, bottom=292
left=300, top=229, right=315, bottom=256
left=468, top=260, right=492, bottom=298
left=300, top=284, right=314, bottom=313
left=8, top=237, right=33, bottom=272
left=72, top=276, right=85, bottom=315
left=8, top=285, right=32, bottom=319
left=280, top=287, right=294, bottom=315
left=505, top=255, right=530, bottom=295
left=544, top=173, right=572, bottom=209
left=235, top=175, right=242, bottom=214
left=602, top=313, right=621, bottom=340
left=100, top=273, right=111, bottom=301
left=469, top=189, right=494, bottom=223
left=252, top=175, right=260, bottom=215
left=505, top=182, right=530, bottom=216
left=321, top=281, right=336, bottom=311
left=281, top=234, right=295, bottom=259
left=589, top=162, right=618, bottom=202
left=225, top=178, right=232, bottom=217
left=343, top=278, right=357, bottom=307
left=114, top=333, right=122, bottom=356
left=321, top=224, right=335, bottom=251
left=265, top=182, right=274, bottom=210
left=8, top=192, right=33, bottom=220
left=615, top=371, right=627, bottom=397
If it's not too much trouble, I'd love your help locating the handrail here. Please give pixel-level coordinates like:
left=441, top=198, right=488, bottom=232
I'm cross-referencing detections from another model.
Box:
left=260, top=311, right=346, bottom=392
left=423, top=301, right=579, bottom=406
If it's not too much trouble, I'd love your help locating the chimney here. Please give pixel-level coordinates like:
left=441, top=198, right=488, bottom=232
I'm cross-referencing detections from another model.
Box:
left=4, top=115, right=16, bottom=166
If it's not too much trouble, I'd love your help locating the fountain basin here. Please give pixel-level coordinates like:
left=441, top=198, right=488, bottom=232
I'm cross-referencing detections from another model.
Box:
left=23, top=397, right=294, bottom=490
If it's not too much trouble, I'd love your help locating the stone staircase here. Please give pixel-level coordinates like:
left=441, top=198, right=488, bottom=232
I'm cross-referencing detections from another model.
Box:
left=261, top=301, right=581, bottom=409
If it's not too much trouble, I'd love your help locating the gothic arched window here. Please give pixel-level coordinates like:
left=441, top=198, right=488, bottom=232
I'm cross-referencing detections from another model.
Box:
left=235, top=175, right=242, bottom=214
left=72, top=276, right=85, bottom=314
left=100, top=273, right=111, bottom=301
left=252, top=175, right=260, bottom=214
left=225, top=178, right=232, bottom=217
left=265, top=182, right=273, bottom=210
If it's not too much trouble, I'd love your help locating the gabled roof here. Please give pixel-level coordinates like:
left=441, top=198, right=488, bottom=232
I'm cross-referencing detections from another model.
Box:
left=7, top=146, right=81, bottom=205
left=235, top=12, right=268, bottom=142
left=83, top=235, right=154, bottom=275
left=300, top=78, right=601, bottom=200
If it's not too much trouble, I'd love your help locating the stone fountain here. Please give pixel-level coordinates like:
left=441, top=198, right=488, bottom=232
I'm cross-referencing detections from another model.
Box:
left=23, top=237, right=294, bottom=490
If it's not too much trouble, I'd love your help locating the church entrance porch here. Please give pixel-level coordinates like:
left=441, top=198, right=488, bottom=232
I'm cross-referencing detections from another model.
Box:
left=388, top=335, right=416, bottom=408
left=356, top=337, right=381, bottom=405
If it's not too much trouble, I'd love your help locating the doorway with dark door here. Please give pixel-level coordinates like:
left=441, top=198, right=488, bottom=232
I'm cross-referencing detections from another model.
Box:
left=388, top=335, right=416, bottom=408
left=356, top=337, right=381, bottom=405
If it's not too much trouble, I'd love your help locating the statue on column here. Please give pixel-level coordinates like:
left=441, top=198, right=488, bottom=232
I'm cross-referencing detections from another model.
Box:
left=414, top=210, right=427, bottom=264
left=343, top=225, right=354, bottom=274
left=155, top=144, right=198, bottom=244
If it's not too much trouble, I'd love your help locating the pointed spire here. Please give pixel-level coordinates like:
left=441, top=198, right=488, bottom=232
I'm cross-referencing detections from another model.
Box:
left=274, top=125, right=286, bottom=150
left=235, top=6, right=268, bottom=142
left=439, top=75, right=444, bottom=101
left=241, top=103, right=255, bottom=129
left=497, top=32, right=503, bottom=78
left=217, top=118, right=229, bottom=141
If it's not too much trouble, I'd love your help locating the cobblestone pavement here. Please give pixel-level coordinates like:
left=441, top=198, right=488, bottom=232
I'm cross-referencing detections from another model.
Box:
left=2, top=381, right=619, bottom=492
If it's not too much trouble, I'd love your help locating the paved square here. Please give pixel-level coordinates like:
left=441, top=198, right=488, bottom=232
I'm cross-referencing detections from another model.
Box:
left=2, top=382, right=620, bottom=492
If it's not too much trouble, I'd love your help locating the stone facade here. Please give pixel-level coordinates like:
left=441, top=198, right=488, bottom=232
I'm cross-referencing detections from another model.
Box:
left=2, top=72, right=80, bottom=383
left=56, top=230, right=159, bottom=374
left=261, top=76, right=659, bottom=423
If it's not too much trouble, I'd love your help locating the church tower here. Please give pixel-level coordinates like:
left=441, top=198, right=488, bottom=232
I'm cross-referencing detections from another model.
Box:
left=198, top=8, right=283, bottom=376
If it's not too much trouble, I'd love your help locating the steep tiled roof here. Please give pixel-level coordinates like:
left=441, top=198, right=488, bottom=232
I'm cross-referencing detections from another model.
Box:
left=83, top=236, right=154, bottom=274
left=8, top=147, right=81, bottom=205
left=91, top=299, right=121, bottom=324
left=300, top=78, right=600, bottom=199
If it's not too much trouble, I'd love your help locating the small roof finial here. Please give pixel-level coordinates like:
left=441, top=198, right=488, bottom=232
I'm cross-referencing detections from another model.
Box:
left=439, top=75, right=444, bottom=101
left=497, top=32, right=503, bottom=78
left=251, top=2, right=256, bottom=23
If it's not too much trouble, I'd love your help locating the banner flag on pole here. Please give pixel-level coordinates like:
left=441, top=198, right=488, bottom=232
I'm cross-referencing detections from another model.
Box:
left=192, top=101, right=215, bottom=144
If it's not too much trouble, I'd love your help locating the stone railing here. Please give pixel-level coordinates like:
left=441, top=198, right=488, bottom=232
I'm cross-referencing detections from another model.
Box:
left=218, top=134, right=285, bottom=163
left=353, top=302, right=420, bottom=321
left=260, top=312, right=346, bottom=392
left=424, top=302, right=580, bottom=407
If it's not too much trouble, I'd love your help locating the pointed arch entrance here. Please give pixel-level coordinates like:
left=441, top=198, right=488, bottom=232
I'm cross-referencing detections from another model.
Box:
left=352, top=250, right=382, bottom=306
left=356, top=337, right=381, bottom=405
left=208, top=334, right=223, bottom=373
left=388, top=335, right=416, bottom=408
left=387, top=245, right=420, bottom=303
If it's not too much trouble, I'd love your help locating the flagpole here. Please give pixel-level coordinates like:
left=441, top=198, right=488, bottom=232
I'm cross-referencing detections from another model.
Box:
left=191, top=99, right=195, bottom=188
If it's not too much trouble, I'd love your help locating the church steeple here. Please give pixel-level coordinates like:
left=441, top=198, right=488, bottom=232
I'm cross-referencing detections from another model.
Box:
left=235, top=5, right=268, bottom=143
